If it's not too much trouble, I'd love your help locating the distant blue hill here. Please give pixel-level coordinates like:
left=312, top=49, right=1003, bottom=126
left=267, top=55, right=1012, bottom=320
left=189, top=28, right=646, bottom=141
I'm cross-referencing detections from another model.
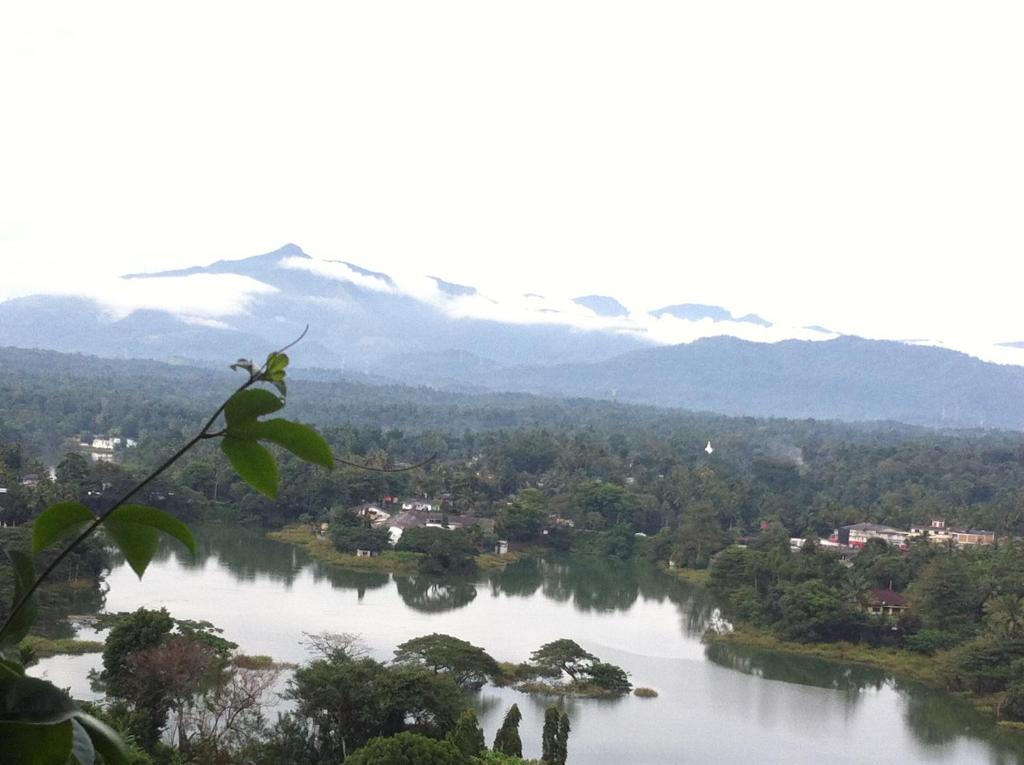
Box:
left=573, top=295, right=629, bottom=317
left=0, top=244, right=647, bottom=370
left=4, top=244, right=1022, bottom=429
left=650, top=303, right=772, bottom=327
left=471, top=335, right=1024, bottom=430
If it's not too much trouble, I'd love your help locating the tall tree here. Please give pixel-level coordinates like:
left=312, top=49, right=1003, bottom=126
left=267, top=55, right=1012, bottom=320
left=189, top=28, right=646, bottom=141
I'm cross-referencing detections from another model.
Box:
left=553, top=711, right=571, bottom=765
left=393, top=633, right=500, bottom=690
left=530, top=639, right=596, bottom=683
left=542, top=705, right=559, bottom=763
left=492, top=704, right=523, bottom=758
left=448, top=709, right=485, bottom=757
left=984, top=594, right=1024, bottom=640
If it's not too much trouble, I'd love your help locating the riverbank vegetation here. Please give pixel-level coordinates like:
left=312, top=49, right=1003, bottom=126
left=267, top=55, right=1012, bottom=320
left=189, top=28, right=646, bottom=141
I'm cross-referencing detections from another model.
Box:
left=267, top=523, right=423, bottom=573
left=705, top=533, right=1024, bottom=721
left=77, top=610, right=580, bottom=764
left=10, top=348, right=1024, bottom=543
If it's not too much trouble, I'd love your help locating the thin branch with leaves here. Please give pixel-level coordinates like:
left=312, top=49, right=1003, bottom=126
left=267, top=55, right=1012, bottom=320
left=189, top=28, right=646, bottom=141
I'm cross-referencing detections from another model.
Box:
left=0, top=330, right=334, bottom=765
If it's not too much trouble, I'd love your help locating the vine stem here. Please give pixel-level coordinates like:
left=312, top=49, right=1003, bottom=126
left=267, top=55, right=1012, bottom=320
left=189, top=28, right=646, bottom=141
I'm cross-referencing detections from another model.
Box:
left=0, top=326, right=308, bottom=639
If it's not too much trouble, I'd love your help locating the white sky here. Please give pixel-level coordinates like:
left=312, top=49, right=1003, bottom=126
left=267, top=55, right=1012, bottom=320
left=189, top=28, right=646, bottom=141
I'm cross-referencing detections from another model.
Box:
left=2, top=2, right=1023, bottom=355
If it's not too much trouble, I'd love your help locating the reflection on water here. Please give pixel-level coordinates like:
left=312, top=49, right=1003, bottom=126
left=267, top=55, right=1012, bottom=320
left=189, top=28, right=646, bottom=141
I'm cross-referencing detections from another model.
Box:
left=705, top=642, right=889, bottom=693
left=396, top=576, right=478, bottom=613
left=38, top=525, right=1024, bottom=765
left=706, top=640, right=1024, bottom=762
left=486, top=556, right=720, bottom=639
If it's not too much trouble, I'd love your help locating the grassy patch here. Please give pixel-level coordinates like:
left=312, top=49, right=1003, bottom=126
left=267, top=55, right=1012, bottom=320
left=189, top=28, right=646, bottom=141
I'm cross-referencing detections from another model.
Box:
left=474, top=547, right=539, bottom=571
left=21, top=636, right=104, bottom=658
left=233, top=654, right=297, bottom=670
left=271, top=524, right=534, bottom=574
left=267, top=525, right=422, bottom=573
left=665, top=566, right=711, bottom=585
left=515, top=680, right=625, bottom=699
left=634, top=687, right=659, bottom=698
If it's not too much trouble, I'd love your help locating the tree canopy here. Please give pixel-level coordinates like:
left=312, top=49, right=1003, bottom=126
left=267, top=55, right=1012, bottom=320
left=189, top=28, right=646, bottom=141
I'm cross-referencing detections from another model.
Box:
left=393, top=633, right=501, bottom=689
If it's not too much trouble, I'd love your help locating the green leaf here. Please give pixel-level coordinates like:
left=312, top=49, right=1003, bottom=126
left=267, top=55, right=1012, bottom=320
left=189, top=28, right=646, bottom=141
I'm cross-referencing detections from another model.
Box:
left=104, top=505, right=196, bottom=579
left=103, top=521, right=157, bottom=580
left=265, top=351, right=289, bottom=378
left=32, top=502, right=96, bottom=554
left=221, top=437, right=279, bottom=498
left=224, top=389, right=283, bottom=428
left=75, top=714, right=128, bottom=765
left=0, top=551, right=38, bottom=647
left=108, top=505, right=196, bottom=556
left=70, top=718, right=95, bottom=765
left=252, top=419, right=334, bottom=468
left=0, top=673, right=78, bottom=723
left=0, top=720, right=73, bottom=765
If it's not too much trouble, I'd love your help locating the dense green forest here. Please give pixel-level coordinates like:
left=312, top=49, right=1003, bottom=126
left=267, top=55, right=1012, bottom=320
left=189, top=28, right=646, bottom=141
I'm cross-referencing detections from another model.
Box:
left=3, top=346, right=1024, bottom=541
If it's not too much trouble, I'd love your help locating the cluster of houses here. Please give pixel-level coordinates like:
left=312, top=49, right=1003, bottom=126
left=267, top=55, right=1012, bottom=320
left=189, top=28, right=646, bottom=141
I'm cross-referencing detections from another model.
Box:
left=346, top=497, right=505, bottom=556
left=77, top=435, right=137, bottom=463
left=781, top=519, right=996, bottom=619
left=785, top=518, right=997, bottom=566
left=832, top=518, right=995, bottom=550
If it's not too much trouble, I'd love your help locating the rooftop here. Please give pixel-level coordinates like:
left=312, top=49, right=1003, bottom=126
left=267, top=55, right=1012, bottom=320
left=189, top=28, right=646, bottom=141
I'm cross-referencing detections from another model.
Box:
left=869, top=588, right=908, bottom=607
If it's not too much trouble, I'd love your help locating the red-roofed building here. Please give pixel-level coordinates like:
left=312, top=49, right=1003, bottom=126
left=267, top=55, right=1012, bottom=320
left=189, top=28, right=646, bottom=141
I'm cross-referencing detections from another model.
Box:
left=866, top=588, right=908, bottom=617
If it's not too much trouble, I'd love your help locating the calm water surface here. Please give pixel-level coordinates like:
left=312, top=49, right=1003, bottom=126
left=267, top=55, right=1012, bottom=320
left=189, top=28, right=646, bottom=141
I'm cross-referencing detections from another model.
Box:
left=32, top=527, right=1024, bottom=765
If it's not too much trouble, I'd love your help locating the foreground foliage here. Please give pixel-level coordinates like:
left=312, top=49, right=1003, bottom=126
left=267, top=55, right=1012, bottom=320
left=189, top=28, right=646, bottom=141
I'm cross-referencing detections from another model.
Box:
left=0, top=346, right=333, bottom=764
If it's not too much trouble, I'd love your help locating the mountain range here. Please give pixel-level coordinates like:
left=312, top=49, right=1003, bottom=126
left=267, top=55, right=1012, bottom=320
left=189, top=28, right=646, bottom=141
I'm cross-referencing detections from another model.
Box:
left=2, top=244, right=1023, bottom=430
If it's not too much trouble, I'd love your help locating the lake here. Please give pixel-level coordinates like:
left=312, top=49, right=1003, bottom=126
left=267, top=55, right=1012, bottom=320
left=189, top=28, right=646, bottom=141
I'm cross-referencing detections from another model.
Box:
left=31, top=527, right=1024, bottom=764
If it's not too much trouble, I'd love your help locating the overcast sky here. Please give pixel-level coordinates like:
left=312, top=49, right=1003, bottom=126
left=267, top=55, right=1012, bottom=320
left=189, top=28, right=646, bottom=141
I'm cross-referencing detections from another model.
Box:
left=2, top=2, right=1022, bottom=356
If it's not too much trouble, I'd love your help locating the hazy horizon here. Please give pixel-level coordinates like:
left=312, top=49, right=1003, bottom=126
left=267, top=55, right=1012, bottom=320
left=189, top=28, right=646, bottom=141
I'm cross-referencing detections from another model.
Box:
left=3, top=2, right=1023, bottom=360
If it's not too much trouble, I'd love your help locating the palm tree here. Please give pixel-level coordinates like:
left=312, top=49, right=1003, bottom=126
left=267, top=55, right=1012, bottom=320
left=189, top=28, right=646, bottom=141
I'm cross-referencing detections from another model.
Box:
left=842, top=571, right=873, bottom=610
left=984, top=594, right=1024, bottom=640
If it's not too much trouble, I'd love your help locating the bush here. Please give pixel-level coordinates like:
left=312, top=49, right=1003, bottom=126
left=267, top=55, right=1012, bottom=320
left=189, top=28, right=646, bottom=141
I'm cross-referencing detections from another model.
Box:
left=346, top=732, right=470, bottom=765
left=902, top=629, right=962, bottom=655
left=943, top=637, right=1024, bottom=694
left=634, top=687, right=658, bottom=698
left=775, top=580, right=865, bottom=643
left=398, top=527, right=479, bottom=574
left=585, top=661, right=632, bottom=695
left=1003, top=681, right=1024, bottom=722
left=332, top=524, right=391, bottom=554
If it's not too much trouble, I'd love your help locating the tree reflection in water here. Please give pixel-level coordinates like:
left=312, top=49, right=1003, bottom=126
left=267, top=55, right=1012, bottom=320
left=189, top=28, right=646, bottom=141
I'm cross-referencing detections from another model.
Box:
left=312, top=566, right=389, bottom=600
left=395, top=575, right=478, bottom=613
left=486, top=557, right=544, bottom=599
left=95, top=531, right=1024, bottom=764
left=156, top=525, right=309, bottom=586
left=705, top=641, right=886, bottom=698
left=707, top=641, right=1024, bottom=762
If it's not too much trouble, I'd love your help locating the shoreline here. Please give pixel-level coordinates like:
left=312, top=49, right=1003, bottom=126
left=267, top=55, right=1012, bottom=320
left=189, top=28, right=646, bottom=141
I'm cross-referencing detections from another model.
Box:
left=704, top=623, right=1021, bottom=727
left=266, top=524, right=532, bottom=575
left=704, top=626, right=939, bottom=685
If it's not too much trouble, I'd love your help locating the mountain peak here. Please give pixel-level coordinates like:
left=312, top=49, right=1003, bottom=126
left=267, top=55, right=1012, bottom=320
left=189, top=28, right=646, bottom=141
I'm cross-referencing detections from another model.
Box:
left=650, top=303, right=772, bottom=327
left=430, top=277, right=477, bottom=297
left=325, top=260, right=395, bottom=287
left=573, top=295, right=629, bottom=317
left=124, top=243, right=310, bottom=279
left=270, top=243, right=310, bottom=258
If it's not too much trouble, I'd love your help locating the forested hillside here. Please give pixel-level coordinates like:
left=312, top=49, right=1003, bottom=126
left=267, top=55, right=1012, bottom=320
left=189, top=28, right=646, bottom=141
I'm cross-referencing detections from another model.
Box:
left=3, top=347, right=1024, bottom=537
